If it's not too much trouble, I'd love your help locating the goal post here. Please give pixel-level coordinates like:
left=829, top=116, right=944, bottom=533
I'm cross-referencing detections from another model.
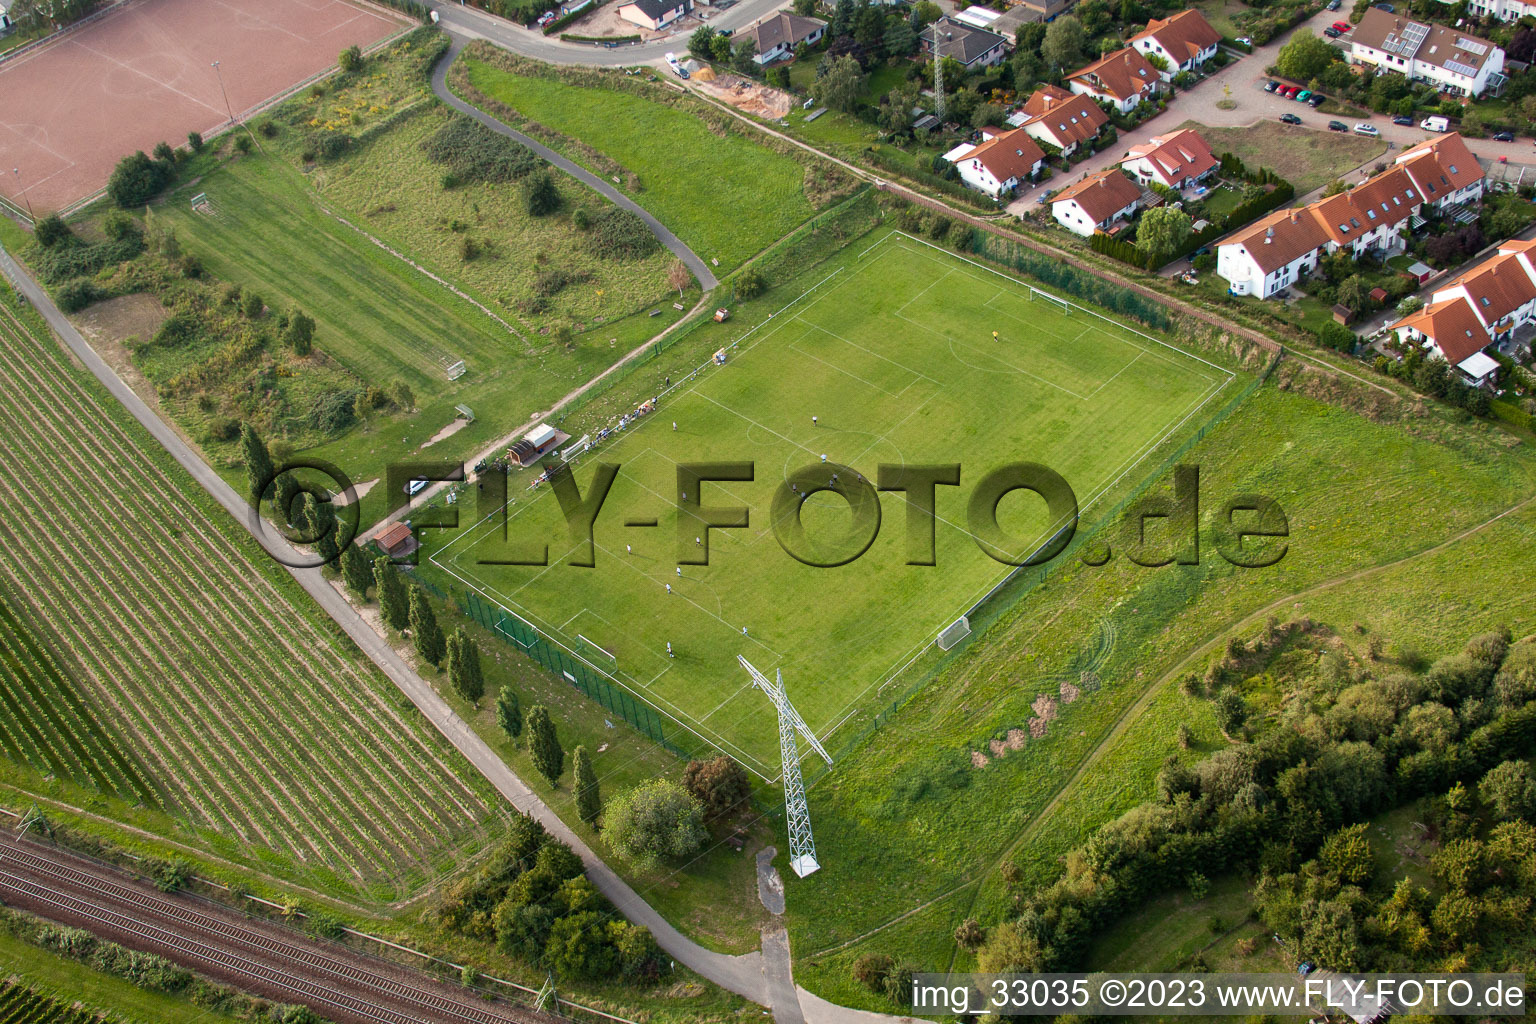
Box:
left=573, top=633, right=617, bottom=672
left=1030, top=286, right=1071, bottom=317
left=937, top=615, right=971, bottom=651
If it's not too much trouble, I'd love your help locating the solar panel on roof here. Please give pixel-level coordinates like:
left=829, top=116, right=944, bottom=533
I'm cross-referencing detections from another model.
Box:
left=1384, top=20, right=1428, bottom=56
left=1456, top=37, right=1487, bottom=54
left=1445, top=60, right=1480, bottom=76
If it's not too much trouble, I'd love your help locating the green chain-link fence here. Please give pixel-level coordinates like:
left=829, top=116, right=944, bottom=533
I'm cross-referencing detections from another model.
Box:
left=458, top=589, right=686, bottom=757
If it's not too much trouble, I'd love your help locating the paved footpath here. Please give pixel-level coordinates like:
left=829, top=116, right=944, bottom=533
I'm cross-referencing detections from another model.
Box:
left=0, top=242, right=925, bottom=1022
left=431, top=37, right=718, bottom=290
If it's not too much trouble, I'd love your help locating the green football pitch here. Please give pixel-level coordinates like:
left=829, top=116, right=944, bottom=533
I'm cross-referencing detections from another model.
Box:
left=431, top=232, right=1231, bottom=777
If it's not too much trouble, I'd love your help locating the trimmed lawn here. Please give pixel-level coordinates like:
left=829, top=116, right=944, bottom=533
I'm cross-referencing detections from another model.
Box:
left=461, top=54, right=821, bottom=269
left=1180, top=120, right=1387, bottom=194
left=788, top=376, right=1536, bottom=1011
left=425, top=228, right=1227, bottom=776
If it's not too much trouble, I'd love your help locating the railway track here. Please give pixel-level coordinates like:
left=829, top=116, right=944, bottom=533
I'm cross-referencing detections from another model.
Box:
left=0, top=836, right=553, bottom=1024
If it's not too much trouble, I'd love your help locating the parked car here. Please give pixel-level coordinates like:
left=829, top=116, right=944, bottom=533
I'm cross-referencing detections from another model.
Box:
left=1297, top=90, right=1312, bottom=101
left=1324, top=26, right=1342, bottom=36
left=1236, top=36, right=1251, bottom=45
left=1354, top=122, right=1380, bottom=136
left=1421, top=115, right=1450, bottom=132
left=1393, top=114, right=1414, bottom=125
left=1332, top=20, right=1352, bottom=31
left=1279, top=112, right=1303, bottom=124
left=1327, top=0, right=1341, bottom=9
left=1493, top=130, right=1516, bottom=141
left=1264, top=79, right=1279, bottom=91
left=1308, top=93, right=1326, bottom=107
left=1329, top=120, right=1349, bottom=131
left=1282, top=85, right=1300, bottom=98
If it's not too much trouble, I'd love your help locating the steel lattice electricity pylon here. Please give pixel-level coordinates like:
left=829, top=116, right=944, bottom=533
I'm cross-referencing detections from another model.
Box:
left=739, top=656, right=832, bottom=878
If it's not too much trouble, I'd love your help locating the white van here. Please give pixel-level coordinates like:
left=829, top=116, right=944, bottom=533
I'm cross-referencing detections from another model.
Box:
left=1421, top=115, right=1450, bottom=133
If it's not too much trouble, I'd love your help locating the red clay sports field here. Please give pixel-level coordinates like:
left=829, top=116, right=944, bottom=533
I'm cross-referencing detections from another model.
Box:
left=0, top=0, right=405, bottom=215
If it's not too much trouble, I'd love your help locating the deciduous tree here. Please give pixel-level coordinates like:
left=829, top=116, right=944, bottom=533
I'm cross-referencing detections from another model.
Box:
left=527, top=704, right=564, bottom=785
left=374, top=555, right=409, bottom=632
left=446, top=628, right=484, bottom=704
left=1136, top=205, right=1191, bottom=265
left=409, top=588, right=446, bottom=667
left=601, top=779, right=705, bottom=868
left=574, top=746, right=602, bottom=826
left=1041, top=14, right=1085, bottom=69
left=810, top=55, right=867, bottom=113
left=496, top=686, right=523, bottom=740
left=682, top=754, right=751, bottom=818
left=1276, top=30, right=1339, bottom=83
left=340, top=543, right=372, bottom=598
left=240, top=423, right=274, bottom=505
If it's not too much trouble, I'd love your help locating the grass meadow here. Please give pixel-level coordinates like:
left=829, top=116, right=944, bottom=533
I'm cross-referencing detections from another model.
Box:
left=424, top=231, right=1228, bottom=776
left=787, top=374, right=1536, bottom=1011
left=459, top=50, right=832, bottom=270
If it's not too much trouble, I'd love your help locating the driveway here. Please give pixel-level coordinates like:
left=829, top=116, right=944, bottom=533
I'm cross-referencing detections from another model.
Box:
left=1007, top=6, right=1536, bottom=219
left=429, top=0, right=786, bottom=66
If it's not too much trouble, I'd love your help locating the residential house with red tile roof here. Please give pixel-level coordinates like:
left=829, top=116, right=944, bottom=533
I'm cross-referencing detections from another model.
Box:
left=1010, top=85, right=1109, bottom=156
left=1394, top=133, right=1486, bottom=212
left=1121, top=128, right=1219, bottom=190
left=1051, top=169, right=1143, bottom=237
left=950, top=129, right=1046, bottom=197
left=1215, top=134, right=1487, bottom=299
left=1067, top=47, right=1162, bottom=113
left=1129, top=9, right=1222, bottom=79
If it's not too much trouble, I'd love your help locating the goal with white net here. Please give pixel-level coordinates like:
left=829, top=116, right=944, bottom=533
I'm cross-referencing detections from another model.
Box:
left=574, top=633, right=617, bottom=672
left=1030, top=286, right=1071, bottom=317
left=937, top=615, right=971, bottom=651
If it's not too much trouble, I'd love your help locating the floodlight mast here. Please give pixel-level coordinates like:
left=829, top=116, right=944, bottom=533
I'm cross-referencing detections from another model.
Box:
left=739, top=656, right=832, bottom=878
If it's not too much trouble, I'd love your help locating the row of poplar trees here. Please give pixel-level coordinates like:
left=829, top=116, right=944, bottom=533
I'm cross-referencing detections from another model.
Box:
left=242, top=423, right=602, bottom=829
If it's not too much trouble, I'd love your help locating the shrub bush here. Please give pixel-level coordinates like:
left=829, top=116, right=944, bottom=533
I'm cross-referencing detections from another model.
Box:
left=584, top=207, right=660, bottom=260
left=338, top=44, right=364, bottom=73
left=107, top=151, right=175, bottom=208
left=312, top=132, right=354, bottom=162
left=207, top=416, right=240, bottom=442
left=34, top=214, right=71, bottom=248
left=420, top=114, right=540, bottom=184
left=524, top=170, right=562, bottom=216
left=55, top=278, right=101, bottom=313
left=736, top=267, right=765, bottom=300
left=187, top=130, right=204, bottom=152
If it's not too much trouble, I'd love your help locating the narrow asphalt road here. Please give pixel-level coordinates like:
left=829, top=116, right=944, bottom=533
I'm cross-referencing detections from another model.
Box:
left=428, top=0, right=785, bottom=67
left=0, top=243, right=769, bottom=1009
left=0, top=240, right=934, bottom=1022
left=430, top=37, right=719, bottom=290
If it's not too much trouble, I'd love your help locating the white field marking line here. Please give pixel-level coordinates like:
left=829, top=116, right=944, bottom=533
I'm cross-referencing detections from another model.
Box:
left=887, top=231, right=1234, bottom=380
left=526, top=262, right=852, bottom=487
left=639, top=661, right=675, bottom=689
left=815, top=368, right=1235, bottom=749
left=442, top=232, right=1236, bottom=759
left=789, top=314, right=944, bottom=388
left=67, top=37, right=228, bottom=118
left=981, top=287, right=1193, bottom=381
left=894, top=267, right=956, bottom=318
left=789, top=333, right=906, bottom=398
left=697, top=678, right=760, bottom=725
left=1086, top=350, right=1145, bottom=400
left=433, top=554, right=778, bottom=780
left=892, top=312, right=1090, bottom=400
